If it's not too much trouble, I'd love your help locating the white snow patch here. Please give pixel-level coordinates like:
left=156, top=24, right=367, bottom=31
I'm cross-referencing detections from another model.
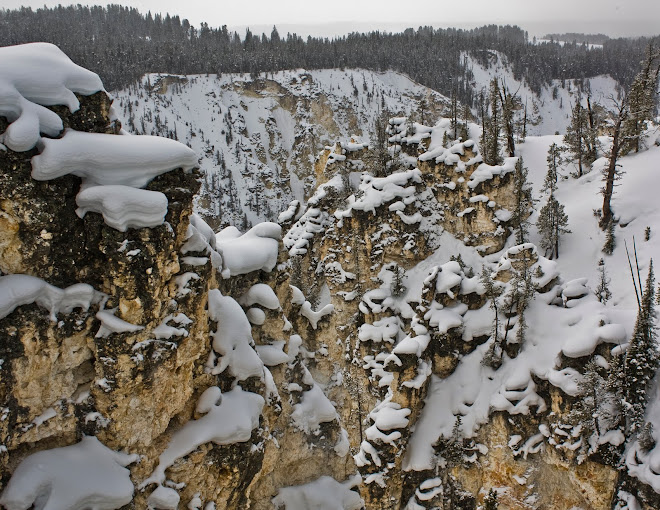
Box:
left=0, top=274, right=102, bottom=321
left=0, top=436, right=138, bottom=510
left=141, top=386, right=264, bottom=487
left=272, top=474, right=363, bottom=510
left=76, top=185, right=168, bottom=232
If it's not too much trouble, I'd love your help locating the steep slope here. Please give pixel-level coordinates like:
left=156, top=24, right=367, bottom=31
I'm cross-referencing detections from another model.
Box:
left=464, top=50, right=621, bottom=136
left=112, top=61, right=626, bottom=232
left=112, top=70, right=450, bottom=229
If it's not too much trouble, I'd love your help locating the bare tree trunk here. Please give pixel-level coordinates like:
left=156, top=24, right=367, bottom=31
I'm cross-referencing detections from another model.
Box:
left=601, top=103, right=626, bottom=229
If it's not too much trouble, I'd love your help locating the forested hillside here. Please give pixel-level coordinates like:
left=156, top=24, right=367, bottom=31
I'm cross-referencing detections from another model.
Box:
left=0, top=4, right=651, bottom=104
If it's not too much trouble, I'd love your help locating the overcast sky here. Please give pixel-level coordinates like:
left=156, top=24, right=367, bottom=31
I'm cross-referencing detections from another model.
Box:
left=3, top=0, right=659, bottom=38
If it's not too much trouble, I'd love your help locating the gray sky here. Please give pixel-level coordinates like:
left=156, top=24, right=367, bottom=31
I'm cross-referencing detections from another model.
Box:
left=3, top=0, right=659, bottom=38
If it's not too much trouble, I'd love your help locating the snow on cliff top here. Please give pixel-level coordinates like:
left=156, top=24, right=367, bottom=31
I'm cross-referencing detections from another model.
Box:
left=0, top=43, right=104, bottom=151
left=0, top=43, right=199, bottom=233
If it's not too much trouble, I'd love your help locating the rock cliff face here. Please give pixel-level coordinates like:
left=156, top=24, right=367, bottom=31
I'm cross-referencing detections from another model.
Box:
left=1, top=45, right=658, bottom=510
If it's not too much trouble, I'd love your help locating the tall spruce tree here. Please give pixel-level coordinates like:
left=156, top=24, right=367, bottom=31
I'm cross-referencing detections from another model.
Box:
left=537, top=144, right=570, bottom=259
left=485, top=78, right=502, bottom=165
left=585, top=95, right=600, bottom=163
left=500, top=249, right=535, bottom=349
left=624, top=261, right=659, bottom=434
left=571, top=359, right=607, bottom=455
left=499, top=80, right=517, bottom=157
left=511, top=157, right=533, bottom=245
left=480, top=266, right=505, bottom=368
left=562, top=95, right=596, bottom=177
left=621, top=43, right=660, bottom=155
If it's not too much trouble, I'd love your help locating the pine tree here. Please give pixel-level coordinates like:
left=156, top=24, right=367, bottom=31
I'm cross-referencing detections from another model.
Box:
left=480, top=266, right=504, bottom=368
left=572, top=360, right=605, bottom=442
left=563, top=96, right=592, bottom=176
left=450, top=87, right=459, bottom=139
left=511, top=158, right=533, bottom=245
left=484, top=489, right=498, bottom=510
left=462, top=102, right=470, bottom=142
left=624, top=261, right=658, bottom=434
left=500, top=249, right=535, bottom=350
left=485, top=78, right=502, bottom=165
left=584, top=95, right=599, bottom=163
left=599, top=43, right=658, bottom=230
left=520, top=100, right=528, bottom=143
left=499, top=80, right=518, bottom=157
left=595, top=258, right=612, bottom=304
left=621, top=43, right=660, bottom=155
left=543, top=143, right=562, bottom=191
left=537, top=196, right=570, bottom=260
left=436, top=416, right=465, bottom=468
left=638, top=422, right=656, bottom=452
left=538, top=144, right=570, bottom=258
left=602, top=219, right=616, bottom=255
left=604, top=351, right=626, bottom=434
left=513, top=255, right=534, bottom=346
left=374, top=109, right=391, bottom=176
left=390, top=264, right=407, bottom=297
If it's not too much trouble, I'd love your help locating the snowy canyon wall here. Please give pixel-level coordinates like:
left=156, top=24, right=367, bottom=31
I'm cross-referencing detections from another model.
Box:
left=2, top=43, right=659, bottom=510
left=113, top=70, right=451, bottom=229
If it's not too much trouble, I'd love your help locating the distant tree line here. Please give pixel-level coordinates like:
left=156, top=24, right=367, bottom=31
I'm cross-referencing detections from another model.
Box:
left=0, top=4, right=654, bottom=106
left=541, top=33, right=611, bottom=45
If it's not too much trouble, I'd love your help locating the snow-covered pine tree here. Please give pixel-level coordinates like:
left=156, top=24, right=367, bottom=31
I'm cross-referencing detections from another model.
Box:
left=595, top=258, right=612, bottom=304
left=623, top=260, right=659, bottom=435
left=450, top=87, right=459, bottom=140
left=480, top=266, right=504, bottom=368
left=390, top=263, right=407, bottom=297
left=374, top=109, right=391, bottom=177
left=478, top=89, right=488, bottom=161
left=511, top=157, right=533, bottom=245
left=600, top=44, right=659, bottom=229
left=571, top=359, right=606, bottom=454
left=500, top=250, right=535, bottom=352
left=544, top=142, right=562, bottom=189
left=486, top=78, right=502, bottom=165
left=537, top=197, right=570, bottom=260
left=499, top=80, right=517, bottom=157
left=584, top=95, right=600, bottom=163
left=600, top=98, right=626, bottom=230
left=462, top=102, right=470, bottom=142
left=537, top=144, right=570, bottom=259
left=562, top=95, right=595, bottom=177
left=436, top=416, right=466, bottom=468
left=520, top=100, right=528, bottom=142
left=638, top=422, right=656, bottom=452
left=621, top=43, right=660, bottom=155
